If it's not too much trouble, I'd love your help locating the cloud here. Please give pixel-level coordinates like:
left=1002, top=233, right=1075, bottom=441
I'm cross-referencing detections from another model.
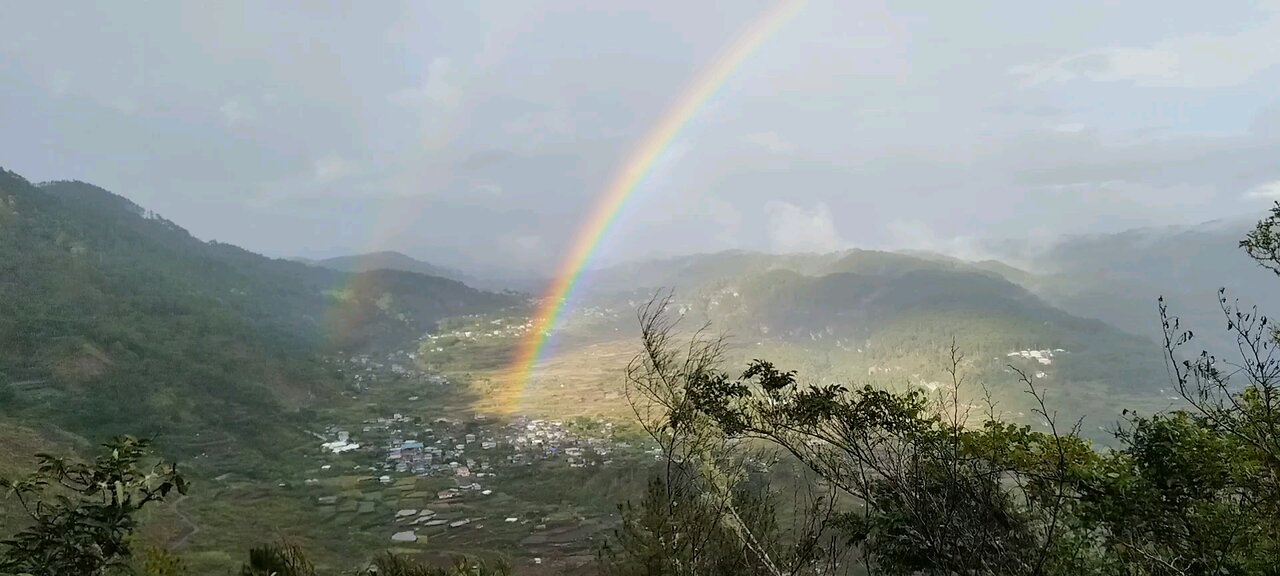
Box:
left=393, top=56, right=463, bottom=108
left=745, top=131, right=796, bottom=154
left=764, top=201, right=847, bottom=253
left=312, top=154, right=355, bottom=183
left=423, top=57, right=461, bottom=107
left=1052, top=123, right=1086, bottom=134
left=499, top=233, right=548, bottom=262
left=1011, top=12, right=1280, bottom=89
left=473, top=183, right=503, bottom=197
left=107, top=96, right=140, bottom=115
left=219, top=100, right=252, bottom=123
left=1246, top=180, right=1280, bottom=200
left=884, top=219, right=994, bottom=261
left=1010, top=48, right=1178, bottom=86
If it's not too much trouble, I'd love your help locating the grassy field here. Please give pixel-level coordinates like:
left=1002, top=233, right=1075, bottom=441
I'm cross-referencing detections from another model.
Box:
left=121, top=343, right=658, bottom=574
left=466, top=339, right=640, bottom=419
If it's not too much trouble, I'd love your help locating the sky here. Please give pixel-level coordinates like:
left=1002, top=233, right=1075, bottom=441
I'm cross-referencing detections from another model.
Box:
left=3, top=1, right=1280, bottom=276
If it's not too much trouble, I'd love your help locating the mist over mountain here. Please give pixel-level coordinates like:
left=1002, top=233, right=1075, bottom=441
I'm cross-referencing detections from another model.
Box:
left=971, top=218, right=1277, bottom=350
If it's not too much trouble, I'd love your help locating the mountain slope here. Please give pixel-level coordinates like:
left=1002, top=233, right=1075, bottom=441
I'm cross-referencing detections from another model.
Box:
left=309, top=250, right=542, bottom=293
left=311, top=251, right=465, bottom=282
left=544, top=249, right=1165, bottom=427
left=992, top=220, right=1277, bottom=350
left=0, top=168, right=518, bottom=467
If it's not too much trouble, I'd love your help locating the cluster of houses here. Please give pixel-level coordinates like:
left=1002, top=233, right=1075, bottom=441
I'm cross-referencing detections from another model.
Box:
left=422, top=316, right=536, bottom=352
left=313, top=409, right=634, bottom=503
left=1005, top=348, right=1067, bottom=379
left=1005, top=348, right=1065, bottom=365
left=326, top=350, right=438, bottom=390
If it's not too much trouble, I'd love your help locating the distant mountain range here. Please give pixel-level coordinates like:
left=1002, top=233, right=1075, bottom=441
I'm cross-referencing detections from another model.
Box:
left=4, top=160, right=1274, bottom=460
left=992, top=219, right=1276, bottom=350
left=546, top=233, right=1278, bottom=424
left=571, top=216, right=1275, bottom=354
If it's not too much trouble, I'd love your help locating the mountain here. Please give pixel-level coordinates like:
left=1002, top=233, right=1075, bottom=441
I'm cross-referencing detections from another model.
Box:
left=539, top=249, right=1166, bottom=426
left=0, top=168, right=518, bottom=468
left=308, top=251, right=546, bottom=293
left=987, top=219, right=1276, bottom=351
left=311, top=251, right=467, bottom=282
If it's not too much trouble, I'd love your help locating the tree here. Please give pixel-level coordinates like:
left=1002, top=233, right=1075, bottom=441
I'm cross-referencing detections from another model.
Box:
left=611, top=203, right=1280, bottom=575
left=0, top=436, right=186, bottom=576
left=238, top=543, right=511, bottom=576
left=363, top=552, right=511, bottom=576
left=600, top=294, right=847, bottom=576
left=240, top=542, right=316, bottom=576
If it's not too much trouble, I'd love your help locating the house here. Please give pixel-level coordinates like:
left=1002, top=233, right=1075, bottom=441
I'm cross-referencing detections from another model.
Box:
left=456, top=466, right=471, bottom=478
left=400, top=440, right=425, bottom=461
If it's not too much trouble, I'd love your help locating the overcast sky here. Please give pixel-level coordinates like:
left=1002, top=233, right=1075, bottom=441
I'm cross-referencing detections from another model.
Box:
left=3, top=1, right=1280, bottom=274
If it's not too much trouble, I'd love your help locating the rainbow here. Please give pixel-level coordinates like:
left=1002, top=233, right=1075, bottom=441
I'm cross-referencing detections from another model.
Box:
left=504, top=1, right=805, bottom=408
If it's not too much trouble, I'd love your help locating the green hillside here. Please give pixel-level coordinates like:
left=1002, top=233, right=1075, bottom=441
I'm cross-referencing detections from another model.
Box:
left=549, top=249, right=1166, bottom=429
left=0, top=168, right=519, bottom=466
left=310, top=251, right=468, bottom=285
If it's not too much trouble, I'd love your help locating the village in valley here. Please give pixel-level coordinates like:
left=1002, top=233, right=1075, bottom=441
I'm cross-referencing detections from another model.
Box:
left=290, top=344, right=656, bottom=568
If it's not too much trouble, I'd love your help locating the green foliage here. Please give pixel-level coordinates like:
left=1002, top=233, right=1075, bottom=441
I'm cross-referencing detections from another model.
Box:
left=0, top=436, right=186, bottom=576
left=0, top=168, right=517, bottom=465
left=141, top=547, right=190, bottom=576
left=1242, top=200, right=1280, bottom=278
left=600, top=475, right=788, bottom=576
left=614, top=219, right=1280, bottom=576
left=240, top=542, right=316, bottom=576
left=364, top=553, right=511, bottom=576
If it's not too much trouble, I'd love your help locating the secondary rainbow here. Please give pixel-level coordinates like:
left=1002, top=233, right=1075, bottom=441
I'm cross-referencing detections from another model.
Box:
left=505, top=0, right=805, bottom=405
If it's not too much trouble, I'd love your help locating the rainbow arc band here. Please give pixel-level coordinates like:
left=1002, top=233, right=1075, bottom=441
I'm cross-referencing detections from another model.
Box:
left=503, top=1, right=806, bottom=411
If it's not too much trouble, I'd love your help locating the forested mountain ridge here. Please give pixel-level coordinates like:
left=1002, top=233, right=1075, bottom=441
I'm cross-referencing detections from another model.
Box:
left=0, top=168, right=518, bottom=465
left=307, top=251, right=471, bottom=286
left=554, top=248, right=1167, bottom=426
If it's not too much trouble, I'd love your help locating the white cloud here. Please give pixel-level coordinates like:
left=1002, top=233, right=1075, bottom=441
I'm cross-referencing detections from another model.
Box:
left=746, top=131, right=796, bottom=154
left=473, top=183, right=503, bottom=197
left=390, top=56, right=463, bottom=109
left=1010, top=48, right=1178, bottom=86
left=702, top=196, right=743, bottom=249
left=884, top=219, right=992, bottom=261
left=107, top=96, right=139, bottom=115
left=219, top=100, right=252, bottom=123
left=764, top=201, right=847, bottom=253
left=1011, top=12, right=1280, bottom=89
left=500, top=233, right=548, bottom=261
left=312, top=154, right=355, bottom=183
left=1052, top=122, right=1087, bottom=134
left=423, top=57, right=461, bottom=106
left=48, top=70, right=71, bottom=96
left=1246, top=180, right=1280, bottom=200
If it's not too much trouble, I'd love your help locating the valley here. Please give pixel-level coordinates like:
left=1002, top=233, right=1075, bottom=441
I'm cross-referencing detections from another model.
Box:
left=0, top=166, right=1265, bottom=574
